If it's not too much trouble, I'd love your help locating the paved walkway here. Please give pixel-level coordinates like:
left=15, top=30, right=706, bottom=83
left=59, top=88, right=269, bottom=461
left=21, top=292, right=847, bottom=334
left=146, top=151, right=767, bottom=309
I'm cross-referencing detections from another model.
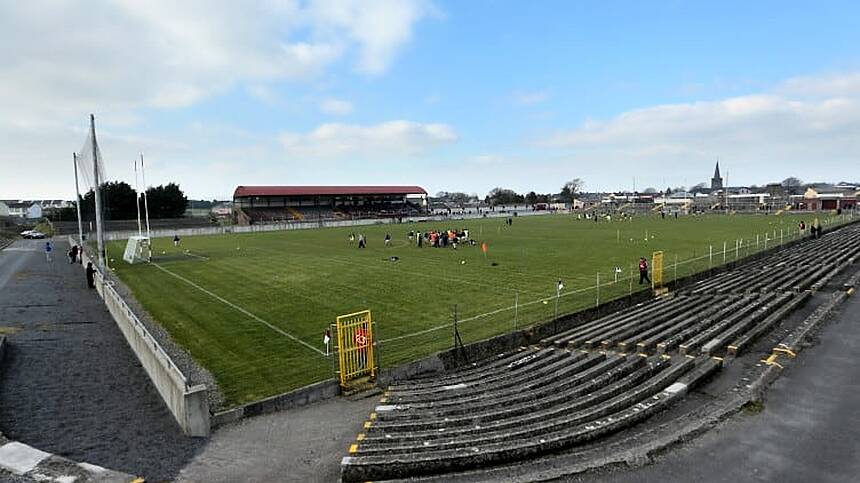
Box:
left=583, top=286, right=860, bottom=483
left=177, top=395, right=377, bottom=483
left=0, top=239, right=203, bottom=481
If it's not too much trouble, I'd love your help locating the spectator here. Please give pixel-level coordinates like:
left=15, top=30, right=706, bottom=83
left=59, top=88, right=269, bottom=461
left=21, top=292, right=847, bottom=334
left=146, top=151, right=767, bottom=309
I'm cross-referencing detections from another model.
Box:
left=639, top=257, right=651, bottom=285
left=85, top=262, right=96, bottom=289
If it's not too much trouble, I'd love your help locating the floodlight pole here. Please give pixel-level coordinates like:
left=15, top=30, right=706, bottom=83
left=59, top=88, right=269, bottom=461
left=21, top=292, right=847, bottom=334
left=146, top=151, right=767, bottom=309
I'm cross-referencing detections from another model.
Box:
left=90, top=114, right=106, bottom=270
left=72, top=153, right=84, bottom=246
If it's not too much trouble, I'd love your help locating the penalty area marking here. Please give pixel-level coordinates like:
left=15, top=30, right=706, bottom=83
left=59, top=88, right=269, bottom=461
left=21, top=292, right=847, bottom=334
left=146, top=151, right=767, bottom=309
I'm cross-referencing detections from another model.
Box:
left=152, top=262, right=325, bottom=356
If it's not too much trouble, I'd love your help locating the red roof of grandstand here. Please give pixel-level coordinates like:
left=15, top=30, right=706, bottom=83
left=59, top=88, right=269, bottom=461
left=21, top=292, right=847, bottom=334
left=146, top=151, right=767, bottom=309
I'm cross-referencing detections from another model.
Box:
left=234, top=185, right=427, bottom=197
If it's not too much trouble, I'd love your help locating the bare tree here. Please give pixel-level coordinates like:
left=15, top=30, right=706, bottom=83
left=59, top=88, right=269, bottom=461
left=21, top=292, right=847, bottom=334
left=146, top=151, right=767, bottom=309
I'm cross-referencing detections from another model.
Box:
left=559, top=178, right=584, bottom=202
left=781, top=177, right=803, bottom=194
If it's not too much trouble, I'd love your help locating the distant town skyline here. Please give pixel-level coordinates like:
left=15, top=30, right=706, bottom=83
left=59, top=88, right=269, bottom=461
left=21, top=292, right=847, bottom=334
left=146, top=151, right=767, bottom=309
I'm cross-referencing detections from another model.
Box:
left=2, top=1, right=859, bottom=200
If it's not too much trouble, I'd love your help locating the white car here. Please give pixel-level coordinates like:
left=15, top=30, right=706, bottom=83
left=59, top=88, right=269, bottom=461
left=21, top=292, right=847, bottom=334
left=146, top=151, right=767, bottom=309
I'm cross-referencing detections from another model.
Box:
left=20, top=230, right=33, bottom=237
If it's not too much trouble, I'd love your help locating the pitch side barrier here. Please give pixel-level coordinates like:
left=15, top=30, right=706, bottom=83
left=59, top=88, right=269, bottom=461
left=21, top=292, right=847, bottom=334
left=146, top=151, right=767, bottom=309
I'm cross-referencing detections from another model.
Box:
left=99, top=210, right=554, bottom=241
left=69, top=236, right=210, bottom=437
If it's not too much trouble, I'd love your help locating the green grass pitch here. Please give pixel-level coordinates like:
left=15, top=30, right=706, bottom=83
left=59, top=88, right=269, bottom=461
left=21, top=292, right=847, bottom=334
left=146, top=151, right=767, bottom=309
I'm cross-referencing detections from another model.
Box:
left=107, top=212, right=838, bottom=407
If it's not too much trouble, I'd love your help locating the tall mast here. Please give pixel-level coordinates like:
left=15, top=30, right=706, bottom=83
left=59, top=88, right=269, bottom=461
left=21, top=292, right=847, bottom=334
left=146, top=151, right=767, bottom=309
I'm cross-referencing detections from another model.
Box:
left=73, top=152, right=84, bottom=246
left=134, top=159, right=142, bottom=238
left=91, top=114, right=107, bottom=269
left=140, top=153, right=152, bottom=261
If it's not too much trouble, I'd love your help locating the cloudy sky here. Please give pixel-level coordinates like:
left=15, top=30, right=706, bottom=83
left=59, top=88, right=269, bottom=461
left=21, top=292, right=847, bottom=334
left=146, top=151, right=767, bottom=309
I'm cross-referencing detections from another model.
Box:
left=2, top=0, right=859, bottom=200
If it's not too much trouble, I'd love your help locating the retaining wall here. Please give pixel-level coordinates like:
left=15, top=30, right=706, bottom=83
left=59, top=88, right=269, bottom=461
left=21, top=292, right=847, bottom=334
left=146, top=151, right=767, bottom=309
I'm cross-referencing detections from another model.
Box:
left=72, top=237, right=210, bottom=437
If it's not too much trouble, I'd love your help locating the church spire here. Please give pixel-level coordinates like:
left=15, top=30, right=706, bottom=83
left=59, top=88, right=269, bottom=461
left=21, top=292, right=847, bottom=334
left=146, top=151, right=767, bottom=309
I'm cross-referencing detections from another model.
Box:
left=711, top=159, right=724, bottom=191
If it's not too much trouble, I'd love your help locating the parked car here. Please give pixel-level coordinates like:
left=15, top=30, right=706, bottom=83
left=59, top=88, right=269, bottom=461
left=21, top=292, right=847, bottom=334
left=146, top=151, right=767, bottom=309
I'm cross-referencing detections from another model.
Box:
left=21, top=230, right=45, bottom=239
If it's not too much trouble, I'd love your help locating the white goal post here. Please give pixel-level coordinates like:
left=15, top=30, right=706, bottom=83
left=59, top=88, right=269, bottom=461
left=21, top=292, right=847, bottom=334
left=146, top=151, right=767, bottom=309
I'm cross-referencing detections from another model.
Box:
left=123, top=235, right=151, bottom=264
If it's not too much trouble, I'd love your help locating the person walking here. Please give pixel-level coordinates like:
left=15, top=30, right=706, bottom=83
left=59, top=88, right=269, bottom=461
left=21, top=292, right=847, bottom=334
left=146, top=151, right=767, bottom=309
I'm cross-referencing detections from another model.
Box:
left=44, top=240, right=53, bottom=262
left=173, top=234, right=181, bottom=247
left=70, top=244, right=79, bottom=264
left=358, top=233, right=366, bottom=249
left=638, top=257, right=651, bottom=285
left=85, top=262, right=96, bottom=289
left=384, top=233, right=391, bottom=247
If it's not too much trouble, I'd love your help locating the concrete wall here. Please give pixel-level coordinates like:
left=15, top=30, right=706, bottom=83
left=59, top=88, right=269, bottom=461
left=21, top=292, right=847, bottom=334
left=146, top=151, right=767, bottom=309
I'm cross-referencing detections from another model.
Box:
left=72, top=237, right=210, bottom=436
left=211, top=379, right=340, bottom=428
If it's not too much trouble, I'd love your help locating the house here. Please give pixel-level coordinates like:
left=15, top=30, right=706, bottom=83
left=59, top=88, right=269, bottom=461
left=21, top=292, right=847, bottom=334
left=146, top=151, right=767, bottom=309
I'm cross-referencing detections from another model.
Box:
left=794, top=188, right=858, bottom=211
left=6, top=202, right=43, bottom=219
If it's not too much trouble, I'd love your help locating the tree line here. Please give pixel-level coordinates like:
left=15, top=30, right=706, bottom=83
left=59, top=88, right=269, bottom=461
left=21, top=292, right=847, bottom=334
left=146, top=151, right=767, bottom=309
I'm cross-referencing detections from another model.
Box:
left=482, top=179, right=584, bottom=206
left=49, top=181, right=188, bottom=221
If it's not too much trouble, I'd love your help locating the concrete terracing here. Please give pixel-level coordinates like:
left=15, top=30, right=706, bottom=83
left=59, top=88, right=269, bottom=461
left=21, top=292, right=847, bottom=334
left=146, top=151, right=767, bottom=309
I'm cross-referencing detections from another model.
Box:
left=341, top=222, right=860, bottom=481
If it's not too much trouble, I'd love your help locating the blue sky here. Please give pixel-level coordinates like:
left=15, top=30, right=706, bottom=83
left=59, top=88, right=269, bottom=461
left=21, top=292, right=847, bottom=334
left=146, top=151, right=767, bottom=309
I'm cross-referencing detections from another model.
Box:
left=2, top=0, right=859, bottom=199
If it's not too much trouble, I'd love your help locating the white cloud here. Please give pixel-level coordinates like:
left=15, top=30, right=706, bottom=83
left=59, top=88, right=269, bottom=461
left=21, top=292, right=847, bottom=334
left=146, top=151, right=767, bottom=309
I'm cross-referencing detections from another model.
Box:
left=320, top=98, right=355, bottom=115
left=512, top=90, right=551, bottom=106
left=537, top=73, right=860, bottom=186
left=0, top=1, right=437, bottom=198
left=0, top=0, right=435, bottom=121
left=279, top=121, right=457, bottom=158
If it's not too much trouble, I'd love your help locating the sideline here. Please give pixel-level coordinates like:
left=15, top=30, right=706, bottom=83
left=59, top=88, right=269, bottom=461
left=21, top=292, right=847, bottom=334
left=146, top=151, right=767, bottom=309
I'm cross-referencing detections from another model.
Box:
left=152, top=262, right=325, bottom=356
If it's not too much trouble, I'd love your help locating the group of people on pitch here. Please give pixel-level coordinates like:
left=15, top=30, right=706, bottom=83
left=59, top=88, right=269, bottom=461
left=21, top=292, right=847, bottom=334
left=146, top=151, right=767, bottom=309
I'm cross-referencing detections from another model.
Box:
left=410, top=228, right=473, bottom=249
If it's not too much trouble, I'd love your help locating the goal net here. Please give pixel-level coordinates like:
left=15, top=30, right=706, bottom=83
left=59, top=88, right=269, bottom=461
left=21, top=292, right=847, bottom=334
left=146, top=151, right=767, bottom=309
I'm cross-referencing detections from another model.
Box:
left=123, top=236, right=151, bottom=264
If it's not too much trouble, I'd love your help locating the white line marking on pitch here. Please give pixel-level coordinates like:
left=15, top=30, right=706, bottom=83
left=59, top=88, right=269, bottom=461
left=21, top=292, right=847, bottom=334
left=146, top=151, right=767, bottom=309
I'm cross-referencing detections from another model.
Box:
left=152, top=263, right=325, bottom=356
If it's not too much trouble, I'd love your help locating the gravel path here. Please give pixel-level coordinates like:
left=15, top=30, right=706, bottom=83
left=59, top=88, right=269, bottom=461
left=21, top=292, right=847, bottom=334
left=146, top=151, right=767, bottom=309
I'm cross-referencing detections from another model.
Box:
left=0, top=239, right=204, bottom=481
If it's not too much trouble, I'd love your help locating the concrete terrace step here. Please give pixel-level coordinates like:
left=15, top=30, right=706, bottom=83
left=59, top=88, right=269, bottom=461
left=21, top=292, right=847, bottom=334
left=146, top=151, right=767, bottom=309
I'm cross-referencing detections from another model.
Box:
left=389, top=346, right=539, bottom=390
left=362, top=356, right=669, bottom=444
left=342, top=358, right=721, bottom=481
left=386, top=349, right=573, bottom=402
left=383, top=353, right=616, bottom=417
left=372, top=355, right=647, bottom=429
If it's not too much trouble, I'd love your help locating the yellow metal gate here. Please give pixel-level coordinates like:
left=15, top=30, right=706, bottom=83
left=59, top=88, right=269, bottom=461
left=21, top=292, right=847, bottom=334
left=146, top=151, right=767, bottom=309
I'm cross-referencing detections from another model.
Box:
left=652, top=250, right=664, bottom=290
left=335, top=310, right=376, bottom=389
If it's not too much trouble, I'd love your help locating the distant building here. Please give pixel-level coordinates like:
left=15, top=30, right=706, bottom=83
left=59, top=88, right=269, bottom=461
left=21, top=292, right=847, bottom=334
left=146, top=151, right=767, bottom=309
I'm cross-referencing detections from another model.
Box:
left=6, top=202, right=42, bottom=219
left=210, top=202, right=233, bottom=218
left=0, top=201, right=9, bottom=217
left=796, top=188, right=858, bottom=211
left=710, top=162, right=723, bottom=191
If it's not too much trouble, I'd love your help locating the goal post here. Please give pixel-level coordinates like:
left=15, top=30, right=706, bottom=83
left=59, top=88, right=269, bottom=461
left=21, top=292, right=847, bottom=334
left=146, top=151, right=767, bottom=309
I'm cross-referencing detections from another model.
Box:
left=123, top=235, right=151, bottom=264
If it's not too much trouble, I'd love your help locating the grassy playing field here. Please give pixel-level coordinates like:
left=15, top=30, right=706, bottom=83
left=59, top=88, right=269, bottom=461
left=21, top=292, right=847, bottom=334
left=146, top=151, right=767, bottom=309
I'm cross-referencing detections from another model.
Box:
left=107, top=212, right=843, bottom=406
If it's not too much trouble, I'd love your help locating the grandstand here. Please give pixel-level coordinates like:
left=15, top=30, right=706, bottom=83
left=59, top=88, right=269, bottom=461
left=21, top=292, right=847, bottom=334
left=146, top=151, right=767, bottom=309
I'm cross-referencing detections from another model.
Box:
left=232, top=186, right=428, bottom=224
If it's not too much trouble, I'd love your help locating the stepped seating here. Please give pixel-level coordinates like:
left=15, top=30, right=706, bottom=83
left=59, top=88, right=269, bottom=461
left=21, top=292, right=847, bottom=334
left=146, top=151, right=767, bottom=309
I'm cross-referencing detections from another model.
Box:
left=341, top=221, right=860, bottom=482
left=343, top=355, right=720, bottom=481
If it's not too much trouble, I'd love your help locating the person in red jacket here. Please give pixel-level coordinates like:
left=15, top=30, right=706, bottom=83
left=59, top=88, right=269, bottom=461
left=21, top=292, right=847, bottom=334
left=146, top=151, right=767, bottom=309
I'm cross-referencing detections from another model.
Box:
left=639, top=257, right=651, bottom=285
